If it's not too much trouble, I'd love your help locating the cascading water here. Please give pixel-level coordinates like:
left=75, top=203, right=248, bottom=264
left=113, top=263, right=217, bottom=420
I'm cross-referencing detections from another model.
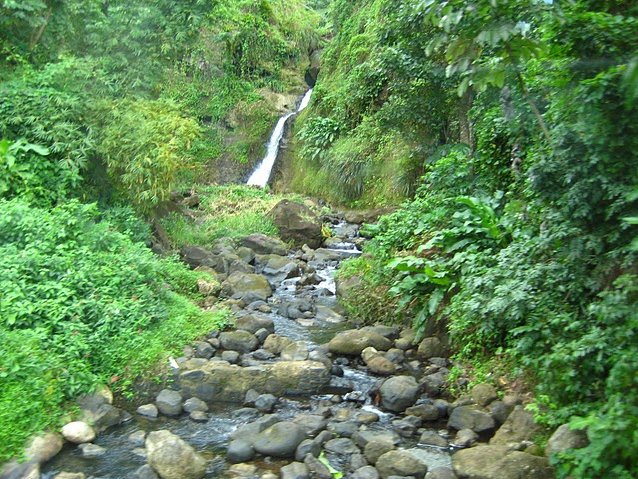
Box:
left=246, top=89, right=313, bottom=187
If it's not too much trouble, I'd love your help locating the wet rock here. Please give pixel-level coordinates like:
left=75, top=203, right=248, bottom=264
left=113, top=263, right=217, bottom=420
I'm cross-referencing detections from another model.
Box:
left=281, top=342, right=309, bottom=361
left=78, top=443, right=106, bottom=458
left=304, top=454, right=333, bottom=479
left=183, top=397, right=209, bottom=414
left=327, top=421, right=358, bottom=437
left=61, top=422, right=96, bottom=444
left=376, top=450, right=428, bottom=479
left=470, top=384, right=498, bottom=407
left=419, top=431, right=448, bottom=448
left=353, top=431, right=401, bottom=449
left=155, top=389, right=183, bottom=417
left=129, top=430, right=147, bottom=447
left=133, top=465, right=159, bottom=479
left=417, top=338, right=445, bottom=359
left=452, top=446, right=553, bottom=479
left=453, top=429, right=478, bottom=448
left=255, top=394, right=278, bottom=413
left=1, top=461, right=40, bottom=479
left=366, top=356, right=398, bottom=376
left=314, top=305, right=345, bottom=323
left=405, top=404, right=440, bottom=422
left=228, top=439, right=256, bottom=463
left=263, top=334, right=296, bottom=355
left=236, top=315, right=275, bottom=335
left=25, top=432, right=64, bottom=463
left=295, top=439, right=321, bottom=461
left=393, top=417, right=421, bottom=437
left=231, top=414, right=282, bottom=442
left=228, top=463, right=258, bottom=478
left=364, top=440, right=396, bottom=465
left=261, top=255, right=301, bottom=283
left=280, top=462, right=309, bottom=479
left=269, top=200, right=323, bottom=249
left=324, top=438, right=360, bottom=455
left=545, top=424, right=589, bottom=457
left=293, top=415, right=329, bottom=436
left=489, top=406, right=540, bottom=445
left=380, top=376, right=419, bottom=412
left=239, top=234, right=287, bottom=256
left=220, top=330, right=259, bottom=353
left=448, top=406, right=495, bottom=434
left=221, top=272, right=272, bottom=302
left=425, top=468, right=457, bottom=479
left=189, top=411, right=209, bottom=422
left=53, top=473, right=83, bottom=479
left=146, top=430, right=206, bottom=479
left=253, top=422, right=307, bottom=458
left=328, top=330, right=393, bottom=356
left=137, top=404, right=159, bottom=418
left=353, top=466, right=380, bottom=479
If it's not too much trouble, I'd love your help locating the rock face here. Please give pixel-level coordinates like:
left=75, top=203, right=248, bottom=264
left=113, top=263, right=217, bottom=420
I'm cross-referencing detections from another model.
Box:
left=179, top=360, right=330, bottom=402
left=221, top=272, right=272, bottom=302
left=61, top=422, right=96, bottom=444
left=380, top=376, right=420, bottom=412
left=146, top=430, right=206, bottom=479
left=252, top=422, right=307, bottom=458
left=269, top=200, right=323, bottom=249
left=328, top=330, right=393, bottom=356
left=452, top=445, right=553, bottom=479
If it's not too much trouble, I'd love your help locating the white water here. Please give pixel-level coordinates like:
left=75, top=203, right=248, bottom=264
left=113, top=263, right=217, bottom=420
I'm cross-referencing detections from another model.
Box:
left=246, top=89, right=313, bottom=187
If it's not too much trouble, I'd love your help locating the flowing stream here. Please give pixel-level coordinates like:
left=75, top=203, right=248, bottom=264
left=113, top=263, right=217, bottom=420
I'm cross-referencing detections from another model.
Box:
left=246, top=89, right=313, bottom=187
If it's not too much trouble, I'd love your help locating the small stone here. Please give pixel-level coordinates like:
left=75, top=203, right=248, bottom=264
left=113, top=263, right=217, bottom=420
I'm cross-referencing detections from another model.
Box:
left=193, top=341, right=215, bottom=359
left=470, top=383, right=498, bottom=407
left=54, top=473, right=85, bottom=479
left=324, top=438, right=360, bottom=455
left=376, top=450, right=428, bottom=479
left=222, top=350, right=241, bottom=364
left=78, top=443, right=106, bottom=457
left=190, top=411, right=209, bottom=422
left=228, top=439, right=256, bottom=463
left=184, top=397, right=209, bottom=413
left=155, top=389, right=183, bottom=416
left=352, top=466, right=380, bottom=479
left=419, top=431, right=448, bottom=448
left=129, top=430, right=147, bottom=446
left=364, top=440, right=395, bottom=465
left=453, top=429, right=478, bottom=448
left=133, top=464, right=159, bottom=479
left=133, top=448, right=147, bottom=458
left=137, top=404, right=159, bottom=418
left=281, top=462, right=309, bottom=479
left=61, top=422, right=96, bottom=444
left=255, top=394, right=278, bottom=413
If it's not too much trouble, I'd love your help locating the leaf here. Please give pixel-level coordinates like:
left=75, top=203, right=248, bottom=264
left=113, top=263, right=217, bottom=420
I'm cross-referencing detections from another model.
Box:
left=428, top=288, right=445, bottom=315
left=318, top=452, right=343, bottom=479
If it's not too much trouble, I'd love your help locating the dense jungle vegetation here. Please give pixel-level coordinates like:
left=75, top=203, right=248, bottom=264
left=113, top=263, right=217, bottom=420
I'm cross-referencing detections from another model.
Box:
left=0, top=0, right=319, bottom=462
left=1, top=0, right=637, bottom=477
left=295, top=1, right=637, bottom=477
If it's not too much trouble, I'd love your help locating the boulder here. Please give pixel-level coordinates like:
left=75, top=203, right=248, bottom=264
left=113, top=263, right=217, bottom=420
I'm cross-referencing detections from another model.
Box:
left=328, top=330, right=393, bottom=356
left=352, top=466, right=380, bottom=479
left=380, top=376, right=420, bottom=412
left=470, top=384, right=498, bottom=407
left=133, top=465, right=159, bottom=479
left=452, top=446, right=553, bottom=479
left=304, top=454, right=333, bottom=479
left=61, top=422, right=95, bottom=444
left=146, top=430, right=206, bottom=479
left=405, top=404, right=440, bottom=422
left=155, top=389, right=183, bottom=417
left=545, top=424, right=589, bottom=457
left=221, top=272, right=272, bottom=302
left=324, top=438, right=360, bottom=455
left=220, top=330, right=259, bottom=353
left=180, top=246, right=214, bottom=269
left=417, top=337, right=445, bottom=359
left=26, top=432, right=64, bottom=463
left=269, top=200, right=322, bottom=249
left=419, top=431, right=448, bottom=448
left=235, top=315, right=275, bottom=335
left=425, top=468, right=458, bottom=479
left=252, top=422, right=306, bottom=458
left=183, top=397, right=208, bottom=414
left=281, top=342, right=309, bottom=361
left=376, top=450, right=428, bottom=479
left=448, top=406, right=495, bottom=434
left=137, top=404, right=159, bottom=418
left=281, top=462, right=310, bottom=479
left=489, top=406, right=539, bottom=445
left=239, top=234, right=287, bottom=256
left=261, top=255, right=300, bottom=282
left=227, top=439, right=255, bottom=463
left=263, top=335, right=297, bottom=355
left=364, top=439, right=395, bottom=465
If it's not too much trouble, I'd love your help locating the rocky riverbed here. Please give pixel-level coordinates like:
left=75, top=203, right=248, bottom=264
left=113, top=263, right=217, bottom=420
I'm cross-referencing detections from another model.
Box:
left=3, top=205, right=587, bottom=479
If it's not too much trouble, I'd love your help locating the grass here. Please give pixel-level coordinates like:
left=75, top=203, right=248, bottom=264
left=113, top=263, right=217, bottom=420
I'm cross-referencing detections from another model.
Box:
left=162, top=184, right=305, bottom=247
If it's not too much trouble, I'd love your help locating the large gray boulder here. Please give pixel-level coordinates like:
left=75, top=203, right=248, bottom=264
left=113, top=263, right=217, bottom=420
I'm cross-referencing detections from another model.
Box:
left=239, top=234, right=287, bottom=256
left=328, top=330, right=393, bottom=356
left=269, top=200, right=322, bottom=249
left=448, top=406, right=495, bottom=434
left=146, top=430, right=206, bottom=479
left=376, top=450, right=428, bottom=479
left=489, top=406, right=539, bottom=445
left=380, top=376, right=420, bottom=412
left=252, top=422, right=307, bottom=458
left=155, top=389, right=183, bottom=417
left=219, top=330, right=259, bottom=353
left=221, top=272, right=272, bottom=302
left=452, top=446, right=553, bottom=479
left=545, top=424, right=589, bottom=457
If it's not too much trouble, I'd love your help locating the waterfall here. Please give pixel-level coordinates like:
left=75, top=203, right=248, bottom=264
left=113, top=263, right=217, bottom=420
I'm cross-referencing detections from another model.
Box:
left=246, top=89, right=313, bottom=187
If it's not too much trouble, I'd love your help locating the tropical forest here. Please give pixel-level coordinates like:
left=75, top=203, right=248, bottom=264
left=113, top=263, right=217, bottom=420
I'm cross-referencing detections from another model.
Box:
left=0, top=1, right=636, bottom=479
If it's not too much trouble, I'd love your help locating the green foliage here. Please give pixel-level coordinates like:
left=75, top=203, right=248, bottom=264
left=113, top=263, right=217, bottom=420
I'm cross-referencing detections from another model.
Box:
left=0, top=198, right=226, bottom=461
left=96, top=99, right=200, bottom=213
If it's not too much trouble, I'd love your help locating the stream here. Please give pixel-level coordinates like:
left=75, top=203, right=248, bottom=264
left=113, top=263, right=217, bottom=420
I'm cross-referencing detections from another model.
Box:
left=42, top=221, right=453, bottom=479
